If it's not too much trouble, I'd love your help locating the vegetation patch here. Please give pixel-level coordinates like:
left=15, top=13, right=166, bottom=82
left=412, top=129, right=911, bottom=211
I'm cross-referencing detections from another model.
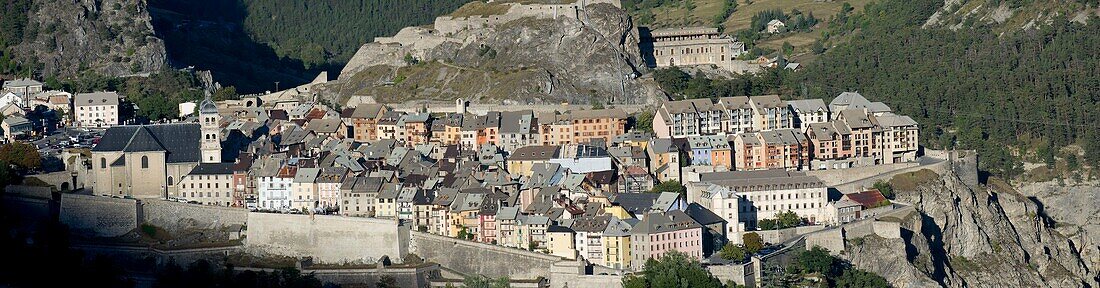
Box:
left=889, top=169, right=940, bottom=192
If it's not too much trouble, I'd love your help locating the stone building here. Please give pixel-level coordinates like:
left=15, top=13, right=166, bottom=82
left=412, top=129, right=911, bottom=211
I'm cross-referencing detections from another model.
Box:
left=91, top=95, right=226, bottom=200
left=74, top=91, right=120, bottom=128
left=90, top=123, right=202, bottom=198
left=641, top=27, right=746, bottom=71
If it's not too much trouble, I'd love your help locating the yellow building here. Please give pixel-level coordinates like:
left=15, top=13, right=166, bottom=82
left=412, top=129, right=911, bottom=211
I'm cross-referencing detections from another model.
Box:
left=547, top=226, right=576, bottom=260
left=505, top=145, right=560, bottom=177
left=602, top=217, right=633, bottom=270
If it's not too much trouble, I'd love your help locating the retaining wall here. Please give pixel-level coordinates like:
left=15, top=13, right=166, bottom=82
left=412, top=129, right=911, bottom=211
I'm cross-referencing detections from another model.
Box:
left=409, top=231, right=562, bottom=279
left=746, top=225, right=826, bottom=245
left=302, top=264, right=441, bottom=288
left=59, top=194, right=138, bottom=238
left=142, top=200, right=248, bottom=234
left=245, top=213, right=409, bottom=264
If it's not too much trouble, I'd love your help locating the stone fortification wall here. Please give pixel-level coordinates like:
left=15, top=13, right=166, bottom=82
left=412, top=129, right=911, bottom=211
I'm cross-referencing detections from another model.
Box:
left=707, top=262, right=756, bottom=287
left=142, top=200, right=248, bottom=235
left=302, top=264, right=441, bottom=288
left=409, top=231, right=562, bottom=279
left=245, top=213, right=409, bottom=264
left=746, top=225, right=826, bottom=245
left=806, top=162, right=919, bottom=187
left=549, top=260, right=623, bottom=288
left=59, top=194, right=138, bottom=238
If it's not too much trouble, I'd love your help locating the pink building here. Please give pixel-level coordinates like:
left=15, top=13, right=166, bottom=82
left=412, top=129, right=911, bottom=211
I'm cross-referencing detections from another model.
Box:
left=629, top=210, right=705, bottom=271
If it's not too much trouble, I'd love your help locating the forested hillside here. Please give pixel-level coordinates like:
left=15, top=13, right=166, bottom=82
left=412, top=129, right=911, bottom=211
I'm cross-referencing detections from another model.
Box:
left=792, top=0, right=1100, bottom=178
left=649, top=0, right=1100, bottom=179
left=148, top=0, right=470, bottom=93
left=0, top=0, right=32, bottom=76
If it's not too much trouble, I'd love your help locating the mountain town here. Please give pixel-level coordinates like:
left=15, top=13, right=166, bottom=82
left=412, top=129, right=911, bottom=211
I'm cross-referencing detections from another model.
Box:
left=1, top=0, right=1097, bottom=287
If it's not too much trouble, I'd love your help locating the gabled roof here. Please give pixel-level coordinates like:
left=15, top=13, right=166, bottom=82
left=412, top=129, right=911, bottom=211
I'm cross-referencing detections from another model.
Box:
left=839, top=109, right=875, bottom=129
left=684, top=203, right=725, bottom=226
left=787, top=99, right=828, bottom=114
left=351, top=104, right=386, bottom=119
left=843, top=189, right=888, bottom=209
left=630, top=210, right=702, bottom=235
left=749, top=95, right=784, bottom=110
left=74, top=91, right=120, bottom=107
left=92, top=124, right=202, bottom=163
left=306, top=119, right=343, bottom=134
left=830, top=92, right=871, bottom=109
left=188, top=163, right=234, bottom=175
left=293, top=168, right=321, bottom=183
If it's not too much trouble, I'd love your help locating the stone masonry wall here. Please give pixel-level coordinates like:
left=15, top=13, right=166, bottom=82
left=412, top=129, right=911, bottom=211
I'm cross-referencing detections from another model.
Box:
left=59, top=194, right=138, bottom=238
left=409, top=231, right=562, bottom=279
left=142, top=200, right=248, bottom=235
left=246, top=213, right=409, bottom=264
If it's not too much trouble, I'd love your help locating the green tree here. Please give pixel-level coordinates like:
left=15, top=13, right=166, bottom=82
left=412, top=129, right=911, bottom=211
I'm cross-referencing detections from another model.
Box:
left=873, top=180, right=894, bottom=199
left=0, top=142, right=41, bottom=170
left=776, top=211, right=801, bottom=229
left=758, top=219, right=777, bottom=230
left=742, top=232, right=764, bottom=254
left=651, top=180, right=686, bottom=196
left=1084, top=130, right=1100, bottom=167
left=631, top=111, right=654, bottom=133
left=624, top=251, right=723, bottom=288
left=796, top=246, right=840, bottom=277
left=718, top=243, right=746, bottom=262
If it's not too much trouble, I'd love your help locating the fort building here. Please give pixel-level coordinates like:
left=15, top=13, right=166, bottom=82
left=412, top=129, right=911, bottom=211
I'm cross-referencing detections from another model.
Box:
left=640, top=27, right=747, bottom=72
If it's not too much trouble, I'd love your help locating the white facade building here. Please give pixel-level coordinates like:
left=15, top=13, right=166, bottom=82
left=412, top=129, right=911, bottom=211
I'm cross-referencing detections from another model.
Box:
left=74, top=92, right=121, bottom=128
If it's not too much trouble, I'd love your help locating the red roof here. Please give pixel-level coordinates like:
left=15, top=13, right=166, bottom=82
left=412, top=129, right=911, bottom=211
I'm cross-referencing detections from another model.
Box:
left=844, top=189, right=887, bottom=208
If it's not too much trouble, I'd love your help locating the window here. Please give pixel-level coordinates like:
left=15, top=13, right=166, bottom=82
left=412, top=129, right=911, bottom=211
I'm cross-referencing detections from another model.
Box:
left=167, top=176, right=174, bottom=186
left=100, top=158, right=107, bottom=169
left=141, top=156, right=149, bottom=168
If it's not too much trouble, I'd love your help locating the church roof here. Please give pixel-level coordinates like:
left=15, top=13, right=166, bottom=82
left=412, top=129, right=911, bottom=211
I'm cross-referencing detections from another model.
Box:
left=200, top=95, right=218, bottom=114
left=93, top=124, right=202, bottom=163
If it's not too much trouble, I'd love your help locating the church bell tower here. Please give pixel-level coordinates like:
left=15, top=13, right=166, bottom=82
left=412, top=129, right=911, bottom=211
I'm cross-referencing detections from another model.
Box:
left=199, top=94, right=222, bottom=163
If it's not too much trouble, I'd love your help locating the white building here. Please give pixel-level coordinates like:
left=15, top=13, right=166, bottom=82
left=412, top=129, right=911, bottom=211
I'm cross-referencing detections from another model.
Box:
left=258, top=162, right=294, bottom=211
left=74, top=92, right=121, bottom=128
left=176, top=163, right=235, bottom=206
left=292, top=168, right=320, bottom=211
left=688, top=170, right=828, bottom=243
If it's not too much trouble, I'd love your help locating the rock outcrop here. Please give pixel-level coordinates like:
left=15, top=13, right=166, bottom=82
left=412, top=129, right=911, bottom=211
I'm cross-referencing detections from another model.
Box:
left=14, top=0, right=166, bottom=77
left=923, top=0, right=1099, bottom=31
left=330, top=1, right=657, bottom=105
left=846, top=170, right=1097, bottom=287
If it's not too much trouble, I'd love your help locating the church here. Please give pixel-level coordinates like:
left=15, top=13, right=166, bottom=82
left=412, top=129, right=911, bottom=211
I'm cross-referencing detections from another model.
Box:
left=90, top=96, right=224, bottom=199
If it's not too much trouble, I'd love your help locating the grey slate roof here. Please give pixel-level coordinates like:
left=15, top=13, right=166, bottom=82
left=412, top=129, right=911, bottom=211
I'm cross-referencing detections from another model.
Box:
left=629, top=210, right=703, bottom=235
left=787, top=99, right=828, bottom=114
left=93, top=124, right=202, bottom=163
left=74, top=92, right=120, bottom=107
left=188, top=163, right=234, bottom=175
left=293, top=168, right=321, bottom=183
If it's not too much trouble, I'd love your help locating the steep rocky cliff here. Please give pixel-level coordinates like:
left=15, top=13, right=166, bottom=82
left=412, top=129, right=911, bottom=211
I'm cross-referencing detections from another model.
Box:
left=846, top=170, right=1097, bottom=287
left=329, top=2, right=658, bottom=105
left=14, top=0, right=165, bottom=77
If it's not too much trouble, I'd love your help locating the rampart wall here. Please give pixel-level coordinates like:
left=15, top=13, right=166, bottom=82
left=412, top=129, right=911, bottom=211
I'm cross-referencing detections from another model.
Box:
left=245, top=213, right=409, bottom=264
left=409, top=231, right=562, bottom=279
left=59, top=194, right=138, bottom=238
left=143, top=200, right=248, bottom=235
